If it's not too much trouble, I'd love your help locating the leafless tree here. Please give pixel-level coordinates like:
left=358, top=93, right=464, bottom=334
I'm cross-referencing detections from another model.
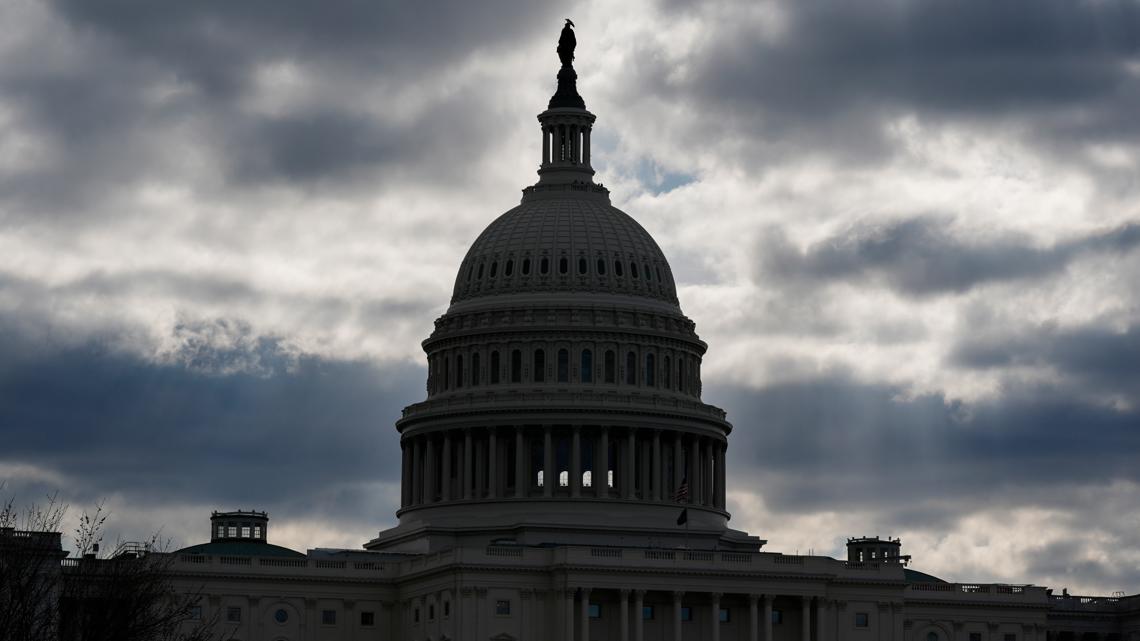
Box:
left=0, top=488, right=67, bottom=641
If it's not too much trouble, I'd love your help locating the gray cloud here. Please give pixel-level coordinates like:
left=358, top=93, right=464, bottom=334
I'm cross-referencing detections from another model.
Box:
left=757, top=217, right=1140, bottom=297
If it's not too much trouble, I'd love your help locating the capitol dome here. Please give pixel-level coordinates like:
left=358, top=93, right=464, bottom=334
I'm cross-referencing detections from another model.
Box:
left=368, top=27, right=756, bottom=554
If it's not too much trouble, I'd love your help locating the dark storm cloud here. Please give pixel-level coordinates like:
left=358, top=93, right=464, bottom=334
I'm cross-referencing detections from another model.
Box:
left=642, top=0, right=1140, bottom=160
left=954, top=322, right=1140, bottom=395
left=708, top=375, right=1140, bottom=529
left=757, top=217, right=1140, bottom=297
left=0, top=319, right=422, bottom=518
left=0, top=1, right=566, bottom=218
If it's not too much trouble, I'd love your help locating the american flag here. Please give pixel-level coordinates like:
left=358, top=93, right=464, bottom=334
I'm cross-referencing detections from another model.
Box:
left=673, top=477, right=689, bottom=503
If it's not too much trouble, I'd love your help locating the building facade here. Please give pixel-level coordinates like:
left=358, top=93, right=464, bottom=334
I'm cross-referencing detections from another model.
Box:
left=162, top=25, right=1140, bottom=641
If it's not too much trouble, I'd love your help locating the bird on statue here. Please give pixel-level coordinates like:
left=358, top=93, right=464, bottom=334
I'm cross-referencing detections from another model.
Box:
left=557, top=18, right=576, bottom=66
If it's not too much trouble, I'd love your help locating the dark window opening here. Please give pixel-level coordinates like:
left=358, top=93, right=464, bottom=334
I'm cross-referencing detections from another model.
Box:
left=656, top=266, right=662, bottom=281
left=455, top=355, right=463, bottom=388
left=361, top=611, right=375, bottom=626
left=522, top=258, right=531, bottom=275
left=491, top=351, right=501, bottom=384
left=496, top=600, right=511, bottom=616
left=664, top=355, right=672, bottom=388
left=631, top=262, right=639, bottom=278
left=511, top=350, right=522, bottom=383
left=505, top=259, right=513, bottom=276
left=443, top=357, right=449, bottom=391
left=429, top=604, right=435, bottom=620
left=557, top=349, right=569, bottom=382
left=444, top=601, right=451, bottom=617
left=615, top=260, right=624, bottom=277
left=322, top=609, right=336, bottom=625
left=645, top=264, right=652, bottom=281
left=581, top=349, right=593, bottom=383
left=597, top=258, right=606, bottom=275
left=646, top=353, right=655, bottom=386
left=626, top=351, right=637, bottom=385
left=559, top=257, right=568, bottom=275
left=772, top=609, right=783, bottom=624
left=855, top=613, right=869, bottom=627
left=681, top=606, right=692, bottom=622
left=720, top=608, right=730, bottom=623
left=970, top=634, right=982, bottom=641
left=578, top=257, right=587, bottom=274
left=678, top=358, right=685, bottom=391
left=540, top=257, right=550, bottom=274
left=226, top=607, right=241, bottom=623
left=588, top=604, right=602, bottom=619
left=466, top=265, right=473, bottom=282
left=477, top=263, right=484, bottom=279
left=534, top=349, right=545, bottom=383
left=489, top=261, right=498, bottom=278
left=643, top=605, right=655, bottom=620
left=604, top=350, right=616, bottom=383
left=472, top=352, right=481, bottom=386
left=414, top=608, right=420, bottom=623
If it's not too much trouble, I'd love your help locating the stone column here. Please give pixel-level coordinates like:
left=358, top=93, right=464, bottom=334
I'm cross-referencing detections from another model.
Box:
left=673, top=432, right=684, bottom=496
left=542, top=125, right=550, bottom=165
left=620, top=589, right=630, bottom=641
left=488, top=427, right=498, bottom=498
left=652, top=430, right=662, bottom=501
left=571, top=427, right=582, bottom=498
left=689, top=436, right=701, bottom=504
left=441, top=433, right=452, bottom=501
left=625, top=428, right=637, bottom=499
left=711, top=593, right=722, bottom=641
left=715, top=442, right=727, bottom=509
left=564, top=589, right=576, bottom=641
left=673, top=591, right=685, bottom=641
left=412, top=437, right=423, bottom=505
left=463, top=430, right=473, bottom=500
left=802, top=597, right=811, bottom=641
left=762, top=595, right=773, bottom=641
left=598, top=427, right=609, bottom=497
left=584, top=125, right=591, bottom=165
left=634, top=590, right=646, bottom=641
left=748, top=594, right=760, bottom=641
left=544, top=426, right=554, bottom=497
left=401, top=441, right=412, bottom=507
left=474, top=435, right=485, bottom=498
left=515, top=427, right=526, bottom=498
left=580, top=588, right=592, bottom=641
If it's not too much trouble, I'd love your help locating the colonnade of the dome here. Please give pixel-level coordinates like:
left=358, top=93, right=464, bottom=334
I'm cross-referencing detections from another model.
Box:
left=399, top=424, right=727, bottom=513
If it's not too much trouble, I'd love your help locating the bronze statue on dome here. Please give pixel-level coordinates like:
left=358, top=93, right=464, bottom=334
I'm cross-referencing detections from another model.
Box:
left=557, top=19, right=576, bottom=66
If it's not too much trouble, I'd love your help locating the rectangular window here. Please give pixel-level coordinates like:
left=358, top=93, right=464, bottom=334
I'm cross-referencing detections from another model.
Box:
left=855, top=613, right=869, bottom=627
left=253, top=526, right=261, bottom=538
left=226, top=607, right=241, bottom=623
left=588, top=603, right=601, bottom=619
left=970, top=634, right=982, bottom=641
left=413, top=608, right=420, bottom=623
left=773, top=609, right=783, bottom=624
left=680, top=606, right=693, bottom=622
left=643, top=605, right=655, bottom=620
left=1005, top=635, right=1017, bottom=641
left=216, top=525, right=224, bottom=538
left=496, top=600, right=511, bottom=616
left=361, top=611, right=375, bottom=627
left=227, top=526, right=237, bottom=537
left=720, top=608, right=731, bottom=623
left=241, top=526, right=250, bottom=538
left=429, top=604, right=435, bottom=620
left=188, top=606, right=202, bottom=621
left=444, top=601, right=450, bottom=617
left=321, top=609, right=336, bottom=625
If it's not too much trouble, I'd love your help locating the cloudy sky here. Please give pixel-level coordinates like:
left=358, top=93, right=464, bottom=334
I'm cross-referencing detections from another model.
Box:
left=2, top=0, right=1139, bottom=595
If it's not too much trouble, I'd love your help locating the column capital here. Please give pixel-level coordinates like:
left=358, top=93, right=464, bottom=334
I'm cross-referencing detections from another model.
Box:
left=672, top=591, right=685, bottom=601
left=711, top=592, right=723, bottom=601
left=579, top=586, right=592, bottom=597
left=748, top=593, right=761, bottom=604
left=634, top=589, right=648, bottom=598
left=620, top=588, right=632, bottom=598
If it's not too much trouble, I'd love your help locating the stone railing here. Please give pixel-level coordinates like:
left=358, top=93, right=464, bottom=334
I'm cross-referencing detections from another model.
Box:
left=1049, top=594, right=1137, bottom=612
left=401, top=389, right=727, bottom=421
left=909, top=583, right=1048, bottom=603
left=171, top=553, right=398, bottom=579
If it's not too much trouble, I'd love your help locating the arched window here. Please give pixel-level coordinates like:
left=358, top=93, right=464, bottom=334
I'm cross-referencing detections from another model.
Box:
left=536, top=470, right=544, bottom=487
left=559, top=257, right=568, bottom=275
left=557, top=349, right=569, bottom=383
left=625, top=351, right=637, bottom=385
left=559, top=471, right=569, bottom=487
left=522, top=258, right=531, bottom=275
left=489, top=261, right=498, bottom=278
left=490, top=351, right=501, bottom=384
left=455, top=354, right=463, bottom=388
left=677, top=357, right=685, bottom=391
left=645, top=353, right=655, bottom=387
left=614, top=260, right=624, bottom=277
left=477, top=263, right=485, bottom=279
left=663, top=355, right=671, bottom=389
left=511, top=349, right=522, bottom=383
left=505, top=259, right=514, bottom=276
left=472, top=353, right=481, bottom=386
left=582, top=470, right=592, bottom=488
left=578, top=257, right=587, bottom=274
left=631, top=262, right=639, bottom=279
left=580, top=349, right=593, bottom=383
left=533, top=349, right=545, bottom=383
left=540, top=257, right=550, bottom=274
left=597, top=258, right=606, bottom=275
left=656, top=266, right=662, bottom=281
left=443, top=357, right=450, bottom=390
left=645, top=264, right=652, bottom=281
left=604, top=350, right=616, bottom=383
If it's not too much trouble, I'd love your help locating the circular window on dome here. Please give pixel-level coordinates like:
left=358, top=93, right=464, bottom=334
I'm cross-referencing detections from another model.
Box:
left=274, top=608, right=288, bottom=623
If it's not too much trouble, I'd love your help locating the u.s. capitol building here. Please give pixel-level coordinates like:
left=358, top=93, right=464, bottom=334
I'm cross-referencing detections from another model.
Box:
left=166, top=24, right=1140, bottom=641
